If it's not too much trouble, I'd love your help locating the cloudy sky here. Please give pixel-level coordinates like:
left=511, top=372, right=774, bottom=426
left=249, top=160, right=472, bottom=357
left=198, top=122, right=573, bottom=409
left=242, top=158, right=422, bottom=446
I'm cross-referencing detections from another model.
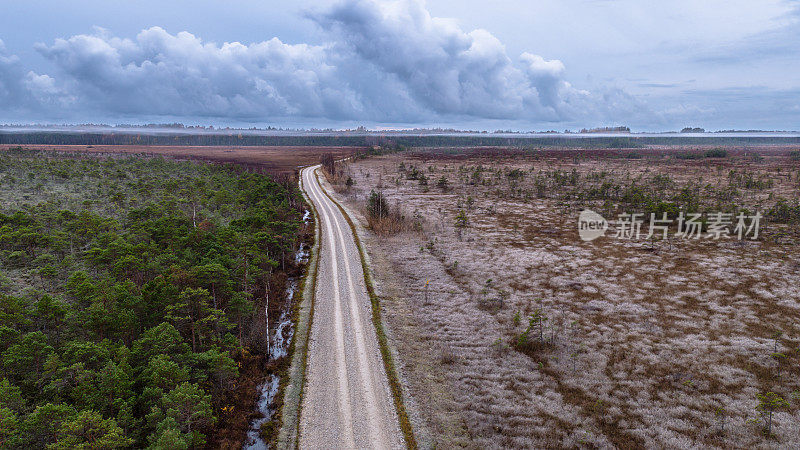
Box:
left=1, top=0, right=798, bottom=130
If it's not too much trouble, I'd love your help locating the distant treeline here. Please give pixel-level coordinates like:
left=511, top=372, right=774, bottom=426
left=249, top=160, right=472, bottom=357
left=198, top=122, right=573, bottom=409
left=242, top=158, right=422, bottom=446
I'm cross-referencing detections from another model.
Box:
left=2, top=132, right=799, bottom=148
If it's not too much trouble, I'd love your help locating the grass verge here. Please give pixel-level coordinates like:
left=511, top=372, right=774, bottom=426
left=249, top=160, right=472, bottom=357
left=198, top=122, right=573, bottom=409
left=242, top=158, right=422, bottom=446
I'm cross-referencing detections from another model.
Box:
left=276, top=167, right=322, bottom=449
left=314, top=169, right=418, bottom=450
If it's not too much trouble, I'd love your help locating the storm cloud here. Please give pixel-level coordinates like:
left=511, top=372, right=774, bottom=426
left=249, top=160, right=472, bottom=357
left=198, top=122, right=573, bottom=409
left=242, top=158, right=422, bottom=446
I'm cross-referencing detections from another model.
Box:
left=34, top=27, right=364, bottom=119
left=310, top=0, right=585, bottom=120
left=4, top=0, right=615, bottom=124
left=0, top=40, right=64, bottom=112
left=1, top=0, right=796, bottom=128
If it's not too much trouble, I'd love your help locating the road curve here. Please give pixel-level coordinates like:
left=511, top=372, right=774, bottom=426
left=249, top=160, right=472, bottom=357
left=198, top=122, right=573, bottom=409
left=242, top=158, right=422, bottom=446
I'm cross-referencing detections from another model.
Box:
left=299, top=165, right=404, bottom=449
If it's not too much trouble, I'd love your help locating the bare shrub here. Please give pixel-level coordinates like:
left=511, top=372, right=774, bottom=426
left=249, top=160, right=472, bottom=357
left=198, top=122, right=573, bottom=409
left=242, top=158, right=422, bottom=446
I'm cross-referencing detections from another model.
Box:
left=320, top=153, right=335, bottom=177
left=365, top=189, right=410, bottom=235
left=439, top=346, right=459, bottom=365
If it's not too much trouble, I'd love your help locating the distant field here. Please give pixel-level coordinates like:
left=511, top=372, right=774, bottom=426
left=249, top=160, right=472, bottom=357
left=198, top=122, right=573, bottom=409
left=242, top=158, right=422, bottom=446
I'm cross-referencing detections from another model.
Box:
left=0, top=144, right=361, bottom=176
left=329, top=146, right=800, bottom=448
left=1, top=130, right=799, bottom=149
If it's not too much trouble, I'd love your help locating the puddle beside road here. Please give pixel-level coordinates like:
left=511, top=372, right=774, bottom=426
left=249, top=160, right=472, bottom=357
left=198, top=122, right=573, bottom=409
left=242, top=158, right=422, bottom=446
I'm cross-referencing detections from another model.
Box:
left=243, top=234, right=308, bottom=449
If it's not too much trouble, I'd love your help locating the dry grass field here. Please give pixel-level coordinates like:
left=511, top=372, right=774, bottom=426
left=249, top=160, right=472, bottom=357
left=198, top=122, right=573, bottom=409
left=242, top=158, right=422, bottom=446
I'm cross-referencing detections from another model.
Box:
left=0, top=144, right=360, bottom=176
left=329, top=146, right=800, bottom=448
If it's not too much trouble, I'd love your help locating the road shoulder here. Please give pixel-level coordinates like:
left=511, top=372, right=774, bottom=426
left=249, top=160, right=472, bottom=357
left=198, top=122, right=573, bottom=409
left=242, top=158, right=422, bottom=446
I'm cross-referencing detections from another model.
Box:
left=276, top=167, right=322, bottom=449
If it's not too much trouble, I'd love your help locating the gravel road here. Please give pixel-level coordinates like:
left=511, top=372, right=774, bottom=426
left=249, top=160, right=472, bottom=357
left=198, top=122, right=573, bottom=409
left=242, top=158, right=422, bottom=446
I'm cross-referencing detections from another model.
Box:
left=298, top=166, right=404, bottom=449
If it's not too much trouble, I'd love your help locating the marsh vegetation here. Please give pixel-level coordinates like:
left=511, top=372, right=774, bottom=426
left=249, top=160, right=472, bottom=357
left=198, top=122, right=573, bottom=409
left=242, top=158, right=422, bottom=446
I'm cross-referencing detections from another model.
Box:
left=333, top=146, right=800, bottom=448
left=0, top=150, right=307, bottom=448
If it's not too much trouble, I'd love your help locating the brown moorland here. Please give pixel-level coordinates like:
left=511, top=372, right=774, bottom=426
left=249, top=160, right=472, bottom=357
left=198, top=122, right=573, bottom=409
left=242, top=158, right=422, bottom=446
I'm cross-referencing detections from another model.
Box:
left=326, top=146, right=800, bottom=449
left=0, top=144, right=361, bottom=176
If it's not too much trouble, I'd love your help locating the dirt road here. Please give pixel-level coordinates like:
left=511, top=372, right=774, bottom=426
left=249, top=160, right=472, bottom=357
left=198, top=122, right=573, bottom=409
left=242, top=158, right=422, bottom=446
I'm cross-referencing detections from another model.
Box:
left=298, top=166, right=404, bottom=449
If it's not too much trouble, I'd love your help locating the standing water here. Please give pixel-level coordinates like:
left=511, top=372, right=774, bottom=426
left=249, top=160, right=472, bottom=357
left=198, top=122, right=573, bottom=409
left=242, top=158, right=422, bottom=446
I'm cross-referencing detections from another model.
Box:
left=243, top=212, right=310, bottom=449
left=243, top=375, right=280, bottom=450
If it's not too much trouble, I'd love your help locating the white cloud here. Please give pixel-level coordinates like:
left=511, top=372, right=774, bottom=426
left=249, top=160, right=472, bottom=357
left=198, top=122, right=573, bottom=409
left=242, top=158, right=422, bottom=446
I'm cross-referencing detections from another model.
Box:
left=2, top=0, right=799, bottom=128
left=0, top=39, right=22, bottom=103
left=0, top=39, right=66, bottom=111
left=34, top=26, right=365, bottom=119
left=21, top=0, right=629, bottom=124
left=310, top=0, right=584, bottom=120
